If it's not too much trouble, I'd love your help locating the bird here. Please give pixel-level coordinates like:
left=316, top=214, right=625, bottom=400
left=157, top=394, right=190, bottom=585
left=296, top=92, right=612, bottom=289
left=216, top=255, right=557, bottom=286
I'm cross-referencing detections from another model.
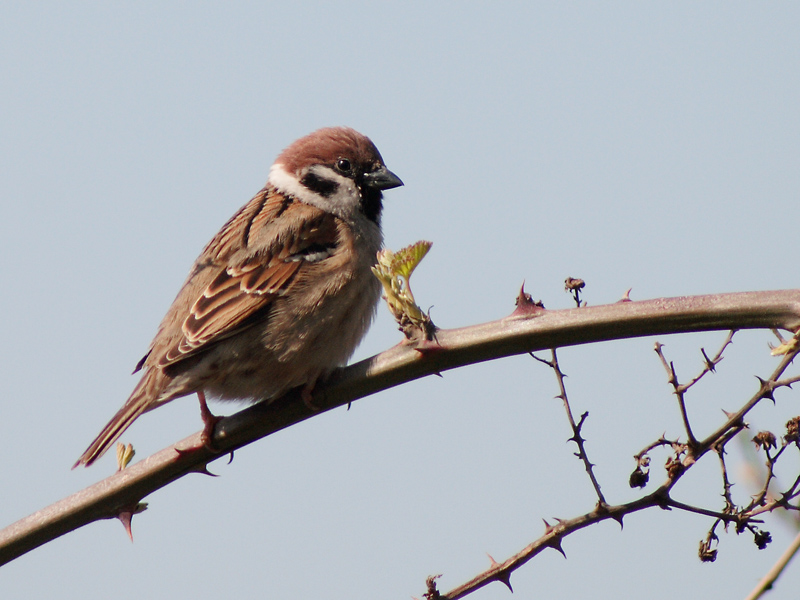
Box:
left=74, top=127, right=403, bottom=467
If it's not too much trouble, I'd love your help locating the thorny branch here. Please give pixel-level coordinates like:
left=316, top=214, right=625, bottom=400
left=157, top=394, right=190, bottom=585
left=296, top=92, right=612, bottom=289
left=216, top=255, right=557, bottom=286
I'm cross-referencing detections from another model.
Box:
left=1, top=288, right=800, bottom=597
left=530, top=349, right=607, bottom=507
left=420, top=291, right=800, bottom=600
left=716, top=443, right=736, bottom=516
left=651, top=331, right=733, bottom=447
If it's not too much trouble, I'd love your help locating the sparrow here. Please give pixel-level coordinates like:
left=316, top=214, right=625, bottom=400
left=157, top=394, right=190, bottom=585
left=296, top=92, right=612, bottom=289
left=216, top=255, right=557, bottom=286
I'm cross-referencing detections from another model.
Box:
left=75, top=127, right=403, bottom=467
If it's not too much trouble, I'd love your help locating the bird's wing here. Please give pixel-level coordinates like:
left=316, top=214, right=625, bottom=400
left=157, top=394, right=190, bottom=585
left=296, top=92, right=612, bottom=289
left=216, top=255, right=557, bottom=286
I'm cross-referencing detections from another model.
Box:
left=151, top=187, right=341, bottom=368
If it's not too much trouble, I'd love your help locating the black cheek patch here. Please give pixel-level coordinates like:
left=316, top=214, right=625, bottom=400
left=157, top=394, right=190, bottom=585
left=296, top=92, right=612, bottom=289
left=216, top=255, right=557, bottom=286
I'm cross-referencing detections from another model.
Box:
left=360, top=187, right=383, bottom=224
left=300, top=172, right=339, bottom=197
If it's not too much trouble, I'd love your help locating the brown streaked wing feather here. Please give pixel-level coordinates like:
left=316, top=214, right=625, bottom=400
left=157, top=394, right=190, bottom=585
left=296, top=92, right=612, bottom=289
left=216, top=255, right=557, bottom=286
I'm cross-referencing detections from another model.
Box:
left=176, top=260, right=302, bottom=353
left=202, top=187, right=293, bottom=261
left=158, top=195, right=340, bottom=367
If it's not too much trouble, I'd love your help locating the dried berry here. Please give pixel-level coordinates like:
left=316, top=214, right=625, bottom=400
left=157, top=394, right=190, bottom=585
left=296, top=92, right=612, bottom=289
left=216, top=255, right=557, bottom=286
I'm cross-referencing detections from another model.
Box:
left=629, top=466, right=649, bottom=489
left=752, top=431, right=777, bottom=451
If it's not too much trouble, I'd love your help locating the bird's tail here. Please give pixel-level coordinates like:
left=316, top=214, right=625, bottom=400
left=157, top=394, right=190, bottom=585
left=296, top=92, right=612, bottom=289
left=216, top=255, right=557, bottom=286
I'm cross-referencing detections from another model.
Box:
left=73, top=373, right=159, bottom=468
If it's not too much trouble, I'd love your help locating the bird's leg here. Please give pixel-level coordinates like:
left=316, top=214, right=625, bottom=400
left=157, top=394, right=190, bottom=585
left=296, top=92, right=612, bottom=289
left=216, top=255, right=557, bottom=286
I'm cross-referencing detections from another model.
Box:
left=301, top=382, right=321, bottom=411
left=197, top=390, right=222, bottom=452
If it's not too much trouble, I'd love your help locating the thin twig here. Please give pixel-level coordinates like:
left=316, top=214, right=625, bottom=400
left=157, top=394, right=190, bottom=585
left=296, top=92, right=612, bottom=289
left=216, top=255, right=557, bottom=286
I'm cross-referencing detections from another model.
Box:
left=440, top=312, right=800, bottom=599
left=634, top=436, right=684, bottom=462
left=654, top=331, right=737, bottom=449
left=681, top=330, right=736, bottom=393
left=665, top=498, right=763, bottom=525
left=549, top=349, right=607, bottom=506
left=746, top=443, right=790, bottom=512
left=716, top=444, right=736, bottom=515
left=748, top=474, right=800, bottom=518
left=698, top=346, right=800, bottom=453
left=654, top=342, right=698, bottom=447
left=441, top=486, right=670, bottom=600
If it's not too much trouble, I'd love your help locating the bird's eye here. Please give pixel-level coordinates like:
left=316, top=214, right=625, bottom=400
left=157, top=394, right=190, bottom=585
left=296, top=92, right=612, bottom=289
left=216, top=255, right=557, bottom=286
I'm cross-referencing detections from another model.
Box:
left=337, top=158, right=352, bottom=173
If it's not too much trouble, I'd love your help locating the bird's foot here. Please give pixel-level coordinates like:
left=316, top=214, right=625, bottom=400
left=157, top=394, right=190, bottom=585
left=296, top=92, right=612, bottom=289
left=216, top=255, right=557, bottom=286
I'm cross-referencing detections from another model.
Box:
left=197, top=390, right=222, bottom=453
left=301, top=383, right=321, bottom=411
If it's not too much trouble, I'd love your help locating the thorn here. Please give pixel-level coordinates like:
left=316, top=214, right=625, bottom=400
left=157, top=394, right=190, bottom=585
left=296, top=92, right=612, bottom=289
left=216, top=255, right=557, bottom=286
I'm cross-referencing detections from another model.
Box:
left=618, top=288, right=633, bottom=303
left=511, top=281, right=545, bottom=317
left=516, top=280, right=528, bottom=304
left=413, top=336, right=444, bottom=355
left=542, top=518, right=555, bottom=534
left=193, top=464, right=219, bottom=477
left=433, top=372, right=443, bottom=378
left=485, top=558, right=513, bottom=593
left=610, top=512, right=624, bottom=529
left=546, top=536, right=567, bottom=559
left=174, top=443, right=218, bottom=461
left=118, top=512, right=135, bottom=542
left=227, top=451, right=235, bottom=465
left=700, top=347, right=716, bottom=372
left=496, top=571, right=513, bottom=593
left=116, top=502, right=147, bottom=541
left=755, top=377, right=776, bottom=403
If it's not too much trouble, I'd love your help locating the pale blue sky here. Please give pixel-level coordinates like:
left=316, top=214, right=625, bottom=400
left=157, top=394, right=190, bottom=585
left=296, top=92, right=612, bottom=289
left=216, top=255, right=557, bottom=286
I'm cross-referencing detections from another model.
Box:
left=1, top=3, right=799, bottom=599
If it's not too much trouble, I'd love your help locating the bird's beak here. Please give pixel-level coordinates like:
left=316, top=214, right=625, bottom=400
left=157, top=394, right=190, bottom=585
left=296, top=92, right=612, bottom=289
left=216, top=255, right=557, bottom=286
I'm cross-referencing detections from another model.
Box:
left=363, top=165, right=403, bottom=191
